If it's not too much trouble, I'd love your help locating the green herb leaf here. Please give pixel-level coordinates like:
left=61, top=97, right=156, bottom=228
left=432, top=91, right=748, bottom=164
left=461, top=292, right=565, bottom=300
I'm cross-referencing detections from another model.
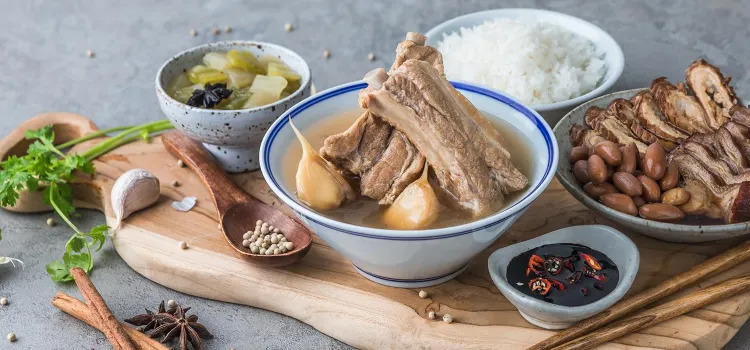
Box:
left=67, top=236, right=87, bottom=253
left=89, top=225, right=109, bottom=252
left=46, top=260, right=72, bottom=282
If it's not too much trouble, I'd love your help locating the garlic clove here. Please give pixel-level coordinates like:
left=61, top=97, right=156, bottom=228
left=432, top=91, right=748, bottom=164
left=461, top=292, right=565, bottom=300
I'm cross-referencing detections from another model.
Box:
left=291, top=119, right=355, bottom=211
left=383, top=165, right=440, bottom=230
left=111, top=169, right=161, bottom=230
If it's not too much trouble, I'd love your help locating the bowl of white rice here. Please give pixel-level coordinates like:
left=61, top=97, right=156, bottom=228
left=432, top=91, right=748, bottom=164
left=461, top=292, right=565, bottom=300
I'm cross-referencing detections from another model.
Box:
left=425, top=8, right=624, bottom=125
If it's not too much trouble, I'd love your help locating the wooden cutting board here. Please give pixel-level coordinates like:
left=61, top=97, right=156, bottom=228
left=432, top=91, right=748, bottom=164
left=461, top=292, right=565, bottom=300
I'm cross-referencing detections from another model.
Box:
left=5, top=113, right=750, bottom=349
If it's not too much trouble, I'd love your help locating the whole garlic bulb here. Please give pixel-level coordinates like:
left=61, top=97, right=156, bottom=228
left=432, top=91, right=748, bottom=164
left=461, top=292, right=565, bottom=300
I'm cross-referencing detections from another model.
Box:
left=111, top=169, right=160, bottom=230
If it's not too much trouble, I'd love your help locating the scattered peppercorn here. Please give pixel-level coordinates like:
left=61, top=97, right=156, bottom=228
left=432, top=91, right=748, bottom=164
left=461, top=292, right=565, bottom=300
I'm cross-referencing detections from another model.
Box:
left=0, top=297, right=7, bottom=306
left=323, top=50, right=331, bottom=59
left=177, top=160, right=185, bottom=168
left=212, top=27, right=221, bottom=35
left=167, top=299, right=176, bottom=309
left=427, top=310, right=436, bottom=319
left=7, top=332, right=16, bottom=342
left=284, top=23, right=293, bottom=32
left=179, top=241, right=188, bottom=250
left=224, top=26, right=232, bottom=33
left=86, top=49, right=95, bottom=58
left=172, top=180, right=180, bottom=187
left=190, top=29, right=198, bottom=37
left=368, top=53, right=376, bottom=61
left=47, top=218, right=56, bottom=227
left=442, top=314, right=453, bottom=324
left=418, top=290, right=427, bottom=299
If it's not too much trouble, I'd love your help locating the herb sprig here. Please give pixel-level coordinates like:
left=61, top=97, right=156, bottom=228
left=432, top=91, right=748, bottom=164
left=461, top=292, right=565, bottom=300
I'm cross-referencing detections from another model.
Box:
left=0, top=120, right=173, bottom=281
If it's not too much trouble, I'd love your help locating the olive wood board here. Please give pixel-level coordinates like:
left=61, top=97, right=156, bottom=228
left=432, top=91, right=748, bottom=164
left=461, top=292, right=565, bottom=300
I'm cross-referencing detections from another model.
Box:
left=4, top=113, right=750, bottom=350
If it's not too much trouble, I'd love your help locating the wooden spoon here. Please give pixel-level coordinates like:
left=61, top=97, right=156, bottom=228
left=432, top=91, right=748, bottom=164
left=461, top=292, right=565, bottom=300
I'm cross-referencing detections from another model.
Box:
left=162, top=131, right=312, bottom=267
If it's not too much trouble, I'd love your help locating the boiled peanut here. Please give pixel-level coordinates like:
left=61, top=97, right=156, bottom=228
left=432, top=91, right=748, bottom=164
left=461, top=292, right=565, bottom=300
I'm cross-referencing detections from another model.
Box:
left=570, top=146, right=590, bottom=164
left=587, top=154, right=608, bottom=184
left=661, top=187, right=691, bottom=206
left=600, top=193, right=638, bottom=216
left=593, top=141, right=622, bottom=166
left=637, top=175, right=661, bottom=202
left=643, top=143, right=667, bottom=180
left=660, top=163, right=680, bottom=191
left=613, top=172, right=642, bottom=197
left=632, top=196, right=646, bottom=207
left=616, top=143, right=638, bottom=174
left=583, top=182, right=618, bottom=199
left=573, top=160, right=590, bottom=184
left=639, top=203, right=685, bottom=222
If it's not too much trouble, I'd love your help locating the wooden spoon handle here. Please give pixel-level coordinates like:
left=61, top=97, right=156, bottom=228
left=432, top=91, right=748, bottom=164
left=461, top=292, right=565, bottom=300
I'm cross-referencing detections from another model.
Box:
left=161, top=131, right=255, bottom=215
left=552, top=273, right=750, bottom=350
left=529, top=239, right=750, bottom=350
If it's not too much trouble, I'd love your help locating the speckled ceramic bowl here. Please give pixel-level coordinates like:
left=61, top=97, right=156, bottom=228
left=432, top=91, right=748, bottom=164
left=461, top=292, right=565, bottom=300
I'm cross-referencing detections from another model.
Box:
left=555, top=89, right=750, bottom=242
left=156, top=41, right=311, bottom=172
left=488, top=225, right=639, bottom=330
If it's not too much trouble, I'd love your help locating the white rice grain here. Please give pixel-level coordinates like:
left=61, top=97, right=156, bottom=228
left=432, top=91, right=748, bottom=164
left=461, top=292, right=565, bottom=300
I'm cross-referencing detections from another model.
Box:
left=437, top=18, right=606, bottom=105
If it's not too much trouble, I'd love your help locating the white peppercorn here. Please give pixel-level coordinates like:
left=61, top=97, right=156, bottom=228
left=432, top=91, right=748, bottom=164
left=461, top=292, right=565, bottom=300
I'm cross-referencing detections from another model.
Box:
left=242, top=239, right=250, bottom=247
left=0, top=297, right=7, bottom=306
left=284, top=23, right=293, bottom=32
left=190, top=29, right=198, bottom=37
left=284, top=242, right=294, bottom=250
left=250, top=245, right=260, bottom=254
left=265, top=249, right=273, bottom=255
left=7, top=332, right=16, bottom=342
left=243, top=232, right=251, bottom=240
left=262, top=222, right=269, bottom=228
left=418, top=290, right=427, bottom=299
left=271, top=235, right=279, bottom=244
left=47, top=217, right=56, bottom=227
left=167, top=299, right=176, bottom=309
left=212, top=27, right=221, bottom=35
left=368, top=53, right=376, bottom=61
left=323, top=50, right=331, bottom=59
left=428, top=310, right=436, bottom=319
left=259, top=247, right=266, bottom=255
left=261, top=242, right=269, bottom=249
left=179, top=241, right=188, bottom=250
left=273, top=228, right=280, bottom=233
left=442, top=314, right=453, bottom=323
left=273, top=248, right=280, bottom=255
left=256, top=220, right=263, bottom=226
left=177, top=159, right=186, bottom=168
left=172, top=180, right=180, bottom=187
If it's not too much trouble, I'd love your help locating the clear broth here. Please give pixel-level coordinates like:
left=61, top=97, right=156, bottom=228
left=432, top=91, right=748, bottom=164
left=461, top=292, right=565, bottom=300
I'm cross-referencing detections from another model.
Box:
left=282, top=109, right=533, bottom=229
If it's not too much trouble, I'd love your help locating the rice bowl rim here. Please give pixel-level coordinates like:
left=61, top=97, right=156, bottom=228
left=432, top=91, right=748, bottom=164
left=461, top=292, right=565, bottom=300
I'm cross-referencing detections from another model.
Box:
left=424, top=8, right=624, bottom=112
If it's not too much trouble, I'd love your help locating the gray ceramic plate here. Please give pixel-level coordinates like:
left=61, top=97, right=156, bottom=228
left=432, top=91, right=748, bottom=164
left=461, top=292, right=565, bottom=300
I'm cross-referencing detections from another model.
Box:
left=554, top=89, right=750, bottom=242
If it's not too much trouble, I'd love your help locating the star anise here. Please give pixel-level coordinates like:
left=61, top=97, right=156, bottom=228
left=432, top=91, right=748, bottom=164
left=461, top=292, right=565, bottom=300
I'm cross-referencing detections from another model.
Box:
left=150, top=305, right=213, bottom=350
left=125, top=300, right=179, bottom=332
left=186, top=83, right=233, bottom=108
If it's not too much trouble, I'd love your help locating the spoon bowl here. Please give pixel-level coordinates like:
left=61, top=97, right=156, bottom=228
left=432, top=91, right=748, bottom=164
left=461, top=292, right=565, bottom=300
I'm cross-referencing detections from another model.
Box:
left=162, top=130, right=312, bottom=267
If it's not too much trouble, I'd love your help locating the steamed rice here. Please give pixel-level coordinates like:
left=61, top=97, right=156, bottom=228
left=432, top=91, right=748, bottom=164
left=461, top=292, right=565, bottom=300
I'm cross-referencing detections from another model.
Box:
left=437, top=18, right=605, bottom=105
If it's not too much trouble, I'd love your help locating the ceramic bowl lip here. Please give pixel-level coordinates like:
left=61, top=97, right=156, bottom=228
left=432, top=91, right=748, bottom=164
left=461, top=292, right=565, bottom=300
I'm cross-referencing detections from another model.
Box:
left=424, top=8, right=625, bottom=112
left=487, top=224, right=639, bottom=315
left=555, top=88, right=750, bottom=235
left=154, top=40, right=311, bottom=114
left=259, top=80, right=559, bottom=240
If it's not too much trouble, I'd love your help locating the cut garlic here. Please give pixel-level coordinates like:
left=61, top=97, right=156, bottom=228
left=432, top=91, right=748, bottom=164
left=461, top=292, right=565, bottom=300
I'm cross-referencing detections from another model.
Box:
left=111, top=169, right=161, bottom=230
left=291, top=120, right=354, bottom=211
left=383, top=165, right=439, bottom=230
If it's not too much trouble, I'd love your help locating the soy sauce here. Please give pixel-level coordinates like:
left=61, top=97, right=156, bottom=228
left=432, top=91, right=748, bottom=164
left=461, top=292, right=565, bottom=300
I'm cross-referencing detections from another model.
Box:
left=506, top=244, right=619, bottom=307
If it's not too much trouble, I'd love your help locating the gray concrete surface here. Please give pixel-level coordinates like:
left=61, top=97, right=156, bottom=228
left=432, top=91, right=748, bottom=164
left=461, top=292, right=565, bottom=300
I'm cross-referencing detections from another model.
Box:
left=0, top=0, right=749, bottom=349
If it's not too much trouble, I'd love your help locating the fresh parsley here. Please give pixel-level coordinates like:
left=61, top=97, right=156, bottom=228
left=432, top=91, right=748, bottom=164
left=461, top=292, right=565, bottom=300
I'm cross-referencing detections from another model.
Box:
left=0, top=120, right=173, bottom=281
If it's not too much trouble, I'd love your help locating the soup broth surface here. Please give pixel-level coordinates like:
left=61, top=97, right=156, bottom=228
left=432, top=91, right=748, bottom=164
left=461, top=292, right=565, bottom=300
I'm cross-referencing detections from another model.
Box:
left=282, top=109, right=533, bottom=229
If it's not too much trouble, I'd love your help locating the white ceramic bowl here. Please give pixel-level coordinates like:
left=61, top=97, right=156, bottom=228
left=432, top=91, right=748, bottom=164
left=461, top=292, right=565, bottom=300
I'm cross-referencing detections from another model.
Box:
left=156, top=41, right=311, bottom=172
left=488, top=225, right=639, bottom=329
left=260, top=81, right=558, bottom=288
left=424, top=8, right=624, bottom=126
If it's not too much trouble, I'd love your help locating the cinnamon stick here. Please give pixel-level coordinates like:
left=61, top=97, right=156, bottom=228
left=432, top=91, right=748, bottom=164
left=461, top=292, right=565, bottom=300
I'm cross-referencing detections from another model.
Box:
left=70, top=267, right=137, bottom=350
left=552, top=273, right=750, bottom=350
left=52, top=292, right=168, bottom=350
left=528, top=239, right=750, bottom=350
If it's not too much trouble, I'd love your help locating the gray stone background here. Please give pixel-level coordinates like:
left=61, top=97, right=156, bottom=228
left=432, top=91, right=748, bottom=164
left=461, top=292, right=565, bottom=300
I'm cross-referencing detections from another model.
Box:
left=0, top=0, right=749, bottom=348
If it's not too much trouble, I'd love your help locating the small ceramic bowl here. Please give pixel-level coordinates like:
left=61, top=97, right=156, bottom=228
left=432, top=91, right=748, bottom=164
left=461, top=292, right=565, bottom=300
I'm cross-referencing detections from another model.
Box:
left=260, top=80, right=558, bottom=288
left=156, top=41, right=312, bottom=173
left=424, top=8, right=624, bottom=126
left=555, top=89, right=750, bottom=242
left=488, top=225, right=639, bottom=329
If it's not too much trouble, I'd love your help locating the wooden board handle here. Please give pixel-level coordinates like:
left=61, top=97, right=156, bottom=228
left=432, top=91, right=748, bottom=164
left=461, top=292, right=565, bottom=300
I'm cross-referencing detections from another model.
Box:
left=0, top=112, right=99, bottom=160
left=161, top=131, right=256, bottom=216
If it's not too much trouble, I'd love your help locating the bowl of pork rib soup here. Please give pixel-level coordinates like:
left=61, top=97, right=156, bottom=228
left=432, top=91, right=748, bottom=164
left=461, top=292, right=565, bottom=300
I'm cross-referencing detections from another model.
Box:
left=260, top=33, right=558, bottom=288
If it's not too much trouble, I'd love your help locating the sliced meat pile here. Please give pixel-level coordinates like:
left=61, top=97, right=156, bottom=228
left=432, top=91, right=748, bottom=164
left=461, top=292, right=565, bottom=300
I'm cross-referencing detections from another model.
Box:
left=322, top=33, right=527, bottom=216
left=570, top=59, right=749, bottom=223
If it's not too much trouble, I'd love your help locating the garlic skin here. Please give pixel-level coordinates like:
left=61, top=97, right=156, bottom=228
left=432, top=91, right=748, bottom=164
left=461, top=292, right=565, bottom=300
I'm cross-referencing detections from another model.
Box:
left=291, top=120, right=355, bottom=211
left=383, top=166, right=439, bottom=230
left=111, top=169, right=160, bottom=230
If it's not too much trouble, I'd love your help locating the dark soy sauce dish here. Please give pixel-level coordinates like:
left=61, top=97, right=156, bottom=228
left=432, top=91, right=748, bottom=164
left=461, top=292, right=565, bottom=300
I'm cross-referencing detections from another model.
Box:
left=506, top=244, right=619, bottom=307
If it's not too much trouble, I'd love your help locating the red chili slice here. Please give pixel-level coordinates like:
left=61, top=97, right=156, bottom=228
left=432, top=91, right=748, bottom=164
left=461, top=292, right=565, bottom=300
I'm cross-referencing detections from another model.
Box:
left=579, top=252, right=602, bottom=271
left=549, top=278, right=565, bottom=291
left=528, top=278, right=552, bottom=296
left=526, top=254, right=545, bottom=276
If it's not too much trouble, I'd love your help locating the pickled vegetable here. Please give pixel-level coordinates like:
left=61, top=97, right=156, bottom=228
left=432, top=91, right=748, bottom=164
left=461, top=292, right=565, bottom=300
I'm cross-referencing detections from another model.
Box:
left=187, top=65, right=227, bottom=85
left=202, top=52, right=230, bottom=71
left=242, top=91, right=275, bottom=108
left=224, top=67, right=255, bottom=89
left=268, top=62, right=301, bottom=82
left=227, top=49, right=264, bottom=74
left=250, top=75, right=288, bottom=99
left=259, top=54, right=283, bottom=70
left=173, top=84, right=203, bottom=104
left=220, top=88, right=252, bottom=110
left=167, top=73, right=191, bottom=95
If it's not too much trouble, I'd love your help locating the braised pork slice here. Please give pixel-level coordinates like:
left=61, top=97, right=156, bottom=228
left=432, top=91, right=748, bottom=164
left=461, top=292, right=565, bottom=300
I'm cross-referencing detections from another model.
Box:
left=723, top=121, right=750, bottom=161
left=584, top=106, right=648, bottom=154
left=631, top=91, right=690, bottom=144
left=569, top=124, right=607, bottom=149
left=361, top=59, right=527, bottom=216
left=651, top=77, right=713, bottom=134
left=321, top=32, right=443, bottom=204
left=686, top=59, right=738, bottom=126
left=607, top=98, right=677, bottom=150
